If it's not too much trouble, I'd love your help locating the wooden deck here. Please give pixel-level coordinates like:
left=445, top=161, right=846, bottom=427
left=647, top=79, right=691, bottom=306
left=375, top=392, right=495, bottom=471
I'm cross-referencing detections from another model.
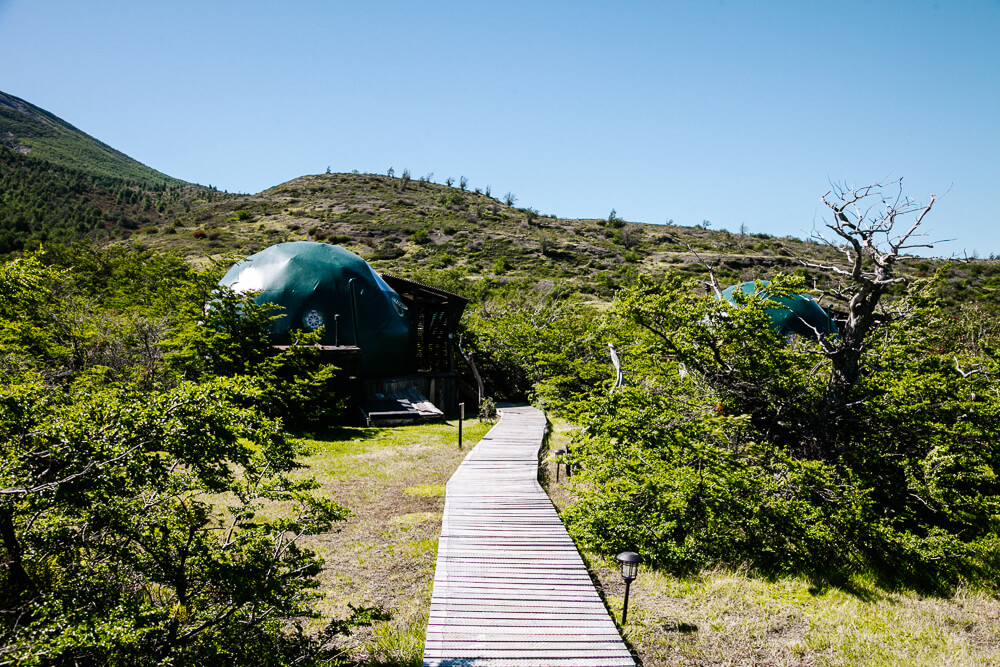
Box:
left=423, top=405, right=635, bottom=667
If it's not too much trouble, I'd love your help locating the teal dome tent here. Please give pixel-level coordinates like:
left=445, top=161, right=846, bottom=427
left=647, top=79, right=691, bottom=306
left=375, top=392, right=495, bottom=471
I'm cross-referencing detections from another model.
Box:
left=219, top=242, right=414, bottom=377
left=720, top=281, right=838, bottom=339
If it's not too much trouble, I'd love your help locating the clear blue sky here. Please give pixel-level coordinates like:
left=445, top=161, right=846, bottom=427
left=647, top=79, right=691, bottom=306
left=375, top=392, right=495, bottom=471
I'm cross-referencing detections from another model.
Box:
left=2, top=0, right=998, bottom=257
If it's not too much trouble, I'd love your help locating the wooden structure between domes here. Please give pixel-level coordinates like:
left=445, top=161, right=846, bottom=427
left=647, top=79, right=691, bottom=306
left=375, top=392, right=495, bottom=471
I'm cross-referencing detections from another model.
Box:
left=380, top=274, right=468, bottom=373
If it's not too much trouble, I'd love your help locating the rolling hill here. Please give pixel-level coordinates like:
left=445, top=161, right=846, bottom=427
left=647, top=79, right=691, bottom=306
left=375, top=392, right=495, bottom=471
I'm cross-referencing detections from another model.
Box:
left=1, top=91, right=997, bottom=309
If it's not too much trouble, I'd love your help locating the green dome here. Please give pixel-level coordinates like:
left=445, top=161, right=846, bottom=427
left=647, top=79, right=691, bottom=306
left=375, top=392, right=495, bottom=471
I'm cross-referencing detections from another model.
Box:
left=720, top=281, right=838, bottom=339
left=219, top=242, right=414, bottom=377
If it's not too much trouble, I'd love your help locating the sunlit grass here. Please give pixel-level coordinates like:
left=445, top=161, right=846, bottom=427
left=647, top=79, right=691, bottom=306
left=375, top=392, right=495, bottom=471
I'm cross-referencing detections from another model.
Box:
left=403, top=484, right=445, bottom=497
left=577, top=556, right=1000, bottom=666
left=288, top=416, right=493, bottom=665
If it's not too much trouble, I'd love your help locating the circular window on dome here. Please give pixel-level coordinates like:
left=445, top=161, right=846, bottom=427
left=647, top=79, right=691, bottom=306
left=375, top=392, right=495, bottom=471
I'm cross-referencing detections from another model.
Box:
left=303, top=309, right=325, bottom=330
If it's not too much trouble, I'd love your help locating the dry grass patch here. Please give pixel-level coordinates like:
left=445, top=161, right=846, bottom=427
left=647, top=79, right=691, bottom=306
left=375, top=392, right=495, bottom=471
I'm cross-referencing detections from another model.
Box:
left=582, top=562, right=1000, bottom=666
left=293, top=418, right=491, bottom=665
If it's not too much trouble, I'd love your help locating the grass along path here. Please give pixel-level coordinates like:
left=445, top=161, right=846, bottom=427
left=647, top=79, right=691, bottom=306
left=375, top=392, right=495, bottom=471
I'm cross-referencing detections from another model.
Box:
left=295, top=418, right=492, bottom=666
left=543, top=419, right=1000, bottom=667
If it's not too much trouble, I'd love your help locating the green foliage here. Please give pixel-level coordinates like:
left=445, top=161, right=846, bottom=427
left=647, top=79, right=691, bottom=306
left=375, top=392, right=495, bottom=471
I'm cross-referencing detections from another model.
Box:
left=478, top=397, right=498, bottom=423
left=0, top=369, right=351, bottom=665
left=461, top=293, right=618, bottom=403
left=0, top=247, right=359, bottom=664
left=560, top=276, right=1000, bottom=591
left=562, top=387, right=875, bottom=575
left=409, top=229, right=431, bottom=245
left=0, top=148, right=208, bottom=254
left=162, top=286, right=347, bottom=433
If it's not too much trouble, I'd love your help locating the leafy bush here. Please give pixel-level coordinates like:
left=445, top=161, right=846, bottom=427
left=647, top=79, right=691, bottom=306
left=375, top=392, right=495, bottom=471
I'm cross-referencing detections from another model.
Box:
left=410, top=229, right=431, bottom=245
left=461, top=294, right=617, bottom=404
left=561, top=277, right=1000, bottom=591
left=0, top=253, right=352, bottom=664
left=162, top=286, right=347, bottom=432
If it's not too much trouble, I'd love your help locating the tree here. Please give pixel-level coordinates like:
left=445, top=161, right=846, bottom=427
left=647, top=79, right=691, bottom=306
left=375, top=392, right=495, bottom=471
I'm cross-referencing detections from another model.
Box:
left=459, top=176, right=468, bottom=191
left=503, top=192, right=517, bottom=207
left=0, top=250, right=357, bottom=664
left=162, top=287, right=347, bottom=432
left=545, top=181, right=999, bottom=590
left=619, top=224, right=642, bottom=250
left=564, top=273, right=1000, bottom=588
left=0, top=373, right=350, bottom=664
left=805, top=179, right=936, bottom=441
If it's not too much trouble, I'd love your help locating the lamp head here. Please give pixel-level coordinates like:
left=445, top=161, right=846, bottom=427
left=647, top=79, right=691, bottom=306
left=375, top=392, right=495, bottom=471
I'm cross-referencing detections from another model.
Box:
left=617, top=551, right=641, bottom=582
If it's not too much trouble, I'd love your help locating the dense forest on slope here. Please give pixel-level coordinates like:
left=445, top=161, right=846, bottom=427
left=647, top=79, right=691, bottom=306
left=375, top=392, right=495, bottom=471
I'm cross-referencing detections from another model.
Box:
left=0, top=148, right=230, bottom=253
left=0, top=90, right=186, bottom=188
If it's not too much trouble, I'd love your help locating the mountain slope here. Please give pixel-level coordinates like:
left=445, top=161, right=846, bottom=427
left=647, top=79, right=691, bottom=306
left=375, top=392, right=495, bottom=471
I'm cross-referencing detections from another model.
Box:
left=1, top=92, right=995, bottom=311
left=0, top=90, right=186, bottom=188
left=0, top=146, right=228, bottom=254
left=136, top=172, right=995, bottom=310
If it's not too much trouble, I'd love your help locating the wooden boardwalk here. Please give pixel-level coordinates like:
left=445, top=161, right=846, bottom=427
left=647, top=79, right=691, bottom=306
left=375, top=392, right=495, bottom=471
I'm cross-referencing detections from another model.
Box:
left=423, top=405, right=635, bottom=667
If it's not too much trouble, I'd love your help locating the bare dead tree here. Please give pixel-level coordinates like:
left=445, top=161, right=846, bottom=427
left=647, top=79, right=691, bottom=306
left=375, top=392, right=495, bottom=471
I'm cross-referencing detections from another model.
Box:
left=802, top=179, right=936, bottom=436
left=684, top=242, right=724, bottom=298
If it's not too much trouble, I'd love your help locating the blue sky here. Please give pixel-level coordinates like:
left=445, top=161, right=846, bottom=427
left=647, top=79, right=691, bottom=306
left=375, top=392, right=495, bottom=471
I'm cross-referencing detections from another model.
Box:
left=2, top=0, right=998, bottom=257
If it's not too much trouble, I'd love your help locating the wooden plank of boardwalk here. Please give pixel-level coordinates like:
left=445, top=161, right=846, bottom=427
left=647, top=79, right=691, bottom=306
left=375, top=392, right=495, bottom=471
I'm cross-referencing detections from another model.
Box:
left=423, top=405, right=635, bottom=667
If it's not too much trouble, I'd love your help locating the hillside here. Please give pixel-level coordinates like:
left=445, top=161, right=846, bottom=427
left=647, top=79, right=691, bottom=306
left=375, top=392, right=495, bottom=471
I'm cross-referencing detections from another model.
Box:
left=1, top=92, right=997, bottom=308
left=0, top=90, right=186, bottom=188
left=127, top=172, right=865, bottom=288
left=0, top=147, right=228, bottom=254
left=131, top=171, right=1000, bottom=310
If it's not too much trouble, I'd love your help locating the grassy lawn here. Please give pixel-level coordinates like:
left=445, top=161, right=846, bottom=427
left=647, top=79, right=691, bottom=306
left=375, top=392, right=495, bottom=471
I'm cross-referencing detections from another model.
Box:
left=293, top=414, right=999, bottom=666
left=543, top=419, right=1000, bottom=667
left=294, top=418, right=492, bottom=666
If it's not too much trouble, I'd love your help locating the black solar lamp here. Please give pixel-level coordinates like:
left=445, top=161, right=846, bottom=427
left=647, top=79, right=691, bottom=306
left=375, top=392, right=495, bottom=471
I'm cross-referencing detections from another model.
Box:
left=553, top=449, right=566, bottom=481
left=616, top=551, right=641, bottom=625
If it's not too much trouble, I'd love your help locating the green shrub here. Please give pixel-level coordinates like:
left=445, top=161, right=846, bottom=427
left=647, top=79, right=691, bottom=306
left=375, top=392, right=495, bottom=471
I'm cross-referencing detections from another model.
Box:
left=162, top=287, right=347, bottom=432
left=0, top=253, right=353, bottom=665
left=561, top=278, right=1000, bottom=590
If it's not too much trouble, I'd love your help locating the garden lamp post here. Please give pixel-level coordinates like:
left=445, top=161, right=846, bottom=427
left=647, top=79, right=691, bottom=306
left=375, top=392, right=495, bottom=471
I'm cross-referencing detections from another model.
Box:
left=553, top=449, right=566, bottom=481
left=617, top=551, right=641, bottom=625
